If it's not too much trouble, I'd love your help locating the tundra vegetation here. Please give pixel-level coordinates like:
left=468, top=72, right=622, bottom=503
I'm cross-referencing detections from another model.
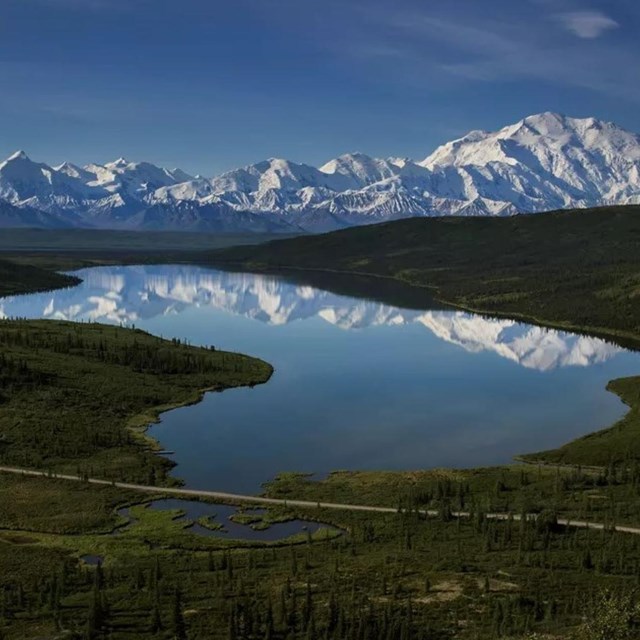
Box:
left=2, top=206, right=640, bottom=638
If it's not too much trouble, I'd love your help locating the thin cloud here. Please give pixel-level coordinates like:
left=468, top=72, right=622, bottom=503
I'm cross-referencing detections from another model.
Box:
left=555, top=11, right=619, bottom=38
left=332, top=3, right=640, bottom=102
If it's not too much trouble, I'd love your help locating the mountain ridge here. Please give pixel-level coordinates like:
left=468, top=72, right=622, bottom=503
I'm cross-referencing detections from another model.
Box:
left=2, top=112, right=640, bottom=232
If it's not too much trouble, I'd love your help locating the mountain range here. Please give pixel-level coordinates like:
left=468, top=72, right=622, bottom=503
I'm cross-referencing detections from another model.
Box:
left=2, top=112, right=640, bottom=233
left=0, top=265, right=622, bottom=371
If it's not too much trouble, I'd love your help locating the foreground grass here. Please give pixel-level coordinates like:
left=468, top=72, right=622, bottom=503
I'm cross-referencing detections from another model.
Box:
left=2, top=214, right=640, bottom=637
left=2, top=470, right=640, bottom=639
left=0, top=475, right=137, bottom=535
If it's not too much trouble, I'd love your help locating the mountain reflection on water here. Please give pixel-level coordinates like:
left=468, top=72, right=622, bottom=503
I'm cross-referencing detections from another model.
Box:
left=0, top=265, right=622, bottom=372
left=1, top=264, right=638, bottom=492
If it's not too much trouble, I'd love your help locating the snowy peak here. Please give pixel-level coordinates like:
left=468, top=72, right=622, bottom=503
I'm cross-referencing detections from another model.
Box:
left=422, top=113, right=640, bottom=169
left=0, top=150, right=40, bottom=172
left=97, top=159, right=190, bottom=192
left=520, top=112, right=571, bottom=136
left=105, top=157, right=129, bottom=168
left=55, top=161, right=94, bottom=182
left=258, top=157, right=327, bottom=192
left=5, top=150, right=30, bottom=162
left=0, top=149, right=198, bottom=226
left=2, top=112, right=640, bottom=231
left=319, top=152, right=400, bottom=189
left=210, top=158, right=318, bottom=194
left=416, top=113, right=640, bottom=213
left=0, top=151, right=88, bottom=204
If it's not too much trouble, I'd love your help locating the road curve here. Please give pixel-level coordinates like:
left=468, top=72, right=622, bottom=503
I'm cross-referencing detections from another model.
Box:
left=2, top=465, right=640, bottom=536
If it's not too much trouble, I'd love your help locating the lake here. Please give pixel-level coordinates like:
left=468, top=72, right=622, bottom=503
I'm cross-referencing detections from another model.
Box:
left=1, top=264, right=639, bottom=493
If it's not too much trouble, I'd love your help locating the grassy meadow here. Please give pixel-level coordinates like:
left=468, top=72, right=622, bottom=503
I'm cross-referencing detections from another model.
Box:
left=2, top=209, right=640, bottom=637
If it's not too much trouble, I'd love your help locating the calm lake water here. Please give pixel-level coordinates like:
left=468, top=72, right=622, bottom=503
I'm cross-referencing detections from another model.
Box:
left=2, top=264, right=639, bottom=493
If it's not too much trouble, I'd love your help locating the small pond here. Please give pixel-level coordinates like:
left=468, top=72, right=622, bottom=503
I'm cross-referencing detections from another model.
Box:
left=117, top=499, right=340, bottom=542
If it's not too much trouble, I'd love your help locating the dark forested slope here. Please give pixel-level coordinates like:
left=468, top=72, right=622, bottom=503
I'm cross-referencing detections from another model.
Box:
left=211, top=205, right=640, bottom=344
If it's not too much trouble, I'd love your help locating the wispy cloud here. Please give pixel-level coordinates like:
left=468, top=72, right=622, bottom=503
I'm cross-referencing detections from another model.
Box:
left=326, top=1, right=640, bottom=103
left=555, top=10, right=619, bottom=38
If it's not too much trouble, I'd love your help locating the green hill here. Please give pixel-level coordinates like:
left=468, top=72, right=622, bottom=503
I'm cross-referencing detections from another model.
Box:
left=0, top=258, right=80, bottom=297
left=212, top=205, right=640, bottom=466
left=212, top=205, right=640, bottom=346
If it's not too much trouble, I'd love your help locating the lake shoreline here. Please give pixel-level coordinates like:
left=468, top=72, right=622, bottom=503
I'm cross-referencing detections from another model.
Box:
left=210, top=261, right=640, bottom=352
left=2, top=261, right=636, bottom=496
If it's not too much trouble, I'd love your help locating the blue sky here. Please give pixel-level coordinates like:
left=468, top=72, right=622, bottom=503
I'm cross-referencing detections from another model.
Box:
left=1, top=0, right=639, bottom=175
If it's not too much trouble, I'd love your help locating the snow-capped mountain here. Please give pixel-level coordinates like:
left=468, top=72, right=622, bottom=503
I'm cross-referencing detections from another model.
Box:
left=2, top=112, right=640, bottom=232
left=0, top=265, right=622, bottom=371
